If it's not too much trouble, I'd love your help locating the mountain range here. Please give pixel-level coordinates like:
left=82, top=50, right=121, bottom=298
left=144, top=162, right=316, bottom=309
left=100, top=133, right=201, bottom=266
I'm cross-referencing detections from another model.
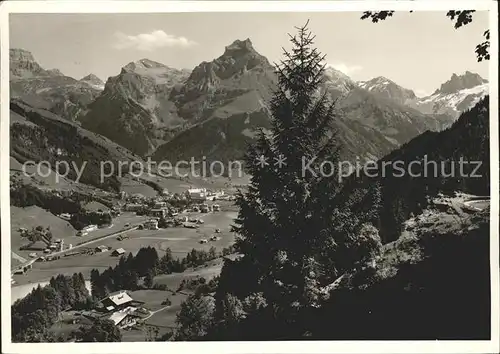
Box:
left=9, top=42, right=489, bottom=164
left=10, top=49, right=104, bottom=122
left=358, top=71, right=488, bottom=119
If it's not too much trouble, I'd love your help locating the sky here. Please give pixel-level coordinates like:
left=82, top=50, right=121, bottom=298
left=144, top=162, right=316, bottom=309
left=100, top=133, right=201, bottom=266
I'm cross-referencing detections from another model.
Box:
left=10, top=11, right=489, bottom=96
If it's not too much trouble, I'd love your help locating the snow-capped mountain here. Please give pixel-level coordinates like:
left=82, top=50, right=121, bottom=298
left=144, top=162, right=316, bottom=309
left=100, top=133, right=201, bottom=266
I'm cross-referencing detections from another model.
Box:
left=80, top=74, right=105, bottom=90
left=411, top=72, right=488, bottom=118
left=323, top=66, right=358, bottom=98
left=358, top=76, right=417, bottom=106
left=358, top=71, right=488, bottom=120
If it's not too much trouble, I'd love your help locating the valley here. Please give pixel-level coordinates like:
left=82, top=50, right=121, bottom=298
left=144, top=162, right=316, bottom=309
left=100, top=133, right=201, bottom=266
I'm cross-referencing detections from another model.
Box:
left=8, top=14, right=492, bottom=344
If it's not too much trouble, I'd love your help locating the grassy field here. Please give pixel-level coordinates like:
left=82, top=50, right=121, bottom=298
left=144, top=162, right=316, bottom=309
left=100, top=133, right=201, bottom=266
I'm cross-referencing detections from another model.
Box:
left=10, top=205, right=77, bottom=256
left=12, top=209, right=237, bottom=285
left=11, top=209, right=148, bottom=265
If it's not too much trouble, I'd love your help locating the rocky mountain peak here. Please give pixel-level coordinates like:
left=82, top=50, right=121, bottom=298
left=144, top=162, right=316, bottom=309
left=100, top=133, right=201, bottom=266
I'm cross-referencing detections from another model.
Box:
left=183, top=38, right=273, bottom=91
left=10, top=48, right=36, bottom=63
left=223, top=38, right=256, bottom=56
left=434, top=71, right=488, bottom=95
left=80, top=73, right=104, bottom=84
left=80, top=74, right=105, bottom=90
left=10, top=48, right=47, bottom=79
left=358, top=76, right=416, bottom=105
left=122, top=59, right=167, bottom=73
left=46, top=68, right=64, bottom=76
left=322, top=66, right=357, bottom=97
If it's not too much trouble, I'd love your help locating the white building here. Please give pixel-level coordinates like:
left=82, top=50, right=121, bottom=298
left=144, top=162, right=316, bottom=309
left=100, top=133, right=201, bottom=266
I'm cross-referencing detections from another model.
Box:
left=124, top=203, right=144, bottom=212
left=95, top=245, right=109, bottom=253
left=108, top=306, right=139, bottom=329
left=83, top=224, right=98, bottom=233
left=59, top=213, right=71, bottom=221
left=154, top=201, right=167, bottom=209
left=187, top=188, right=207, bottom=201
left=100, top=290, right=135, bottom=312
left=150, top=208, right=167, bottom=218
left=144, top=219, right=159, bottom=230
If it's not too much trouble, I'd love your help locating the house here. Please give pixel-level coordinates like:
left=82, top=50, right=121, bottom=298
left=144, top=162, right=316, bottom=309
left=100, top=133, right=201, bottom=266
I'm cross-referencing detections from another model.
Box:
left=108, top=307, right=140, bottom=329
left=124, top=203, right=145, bottom=212
left=59, top=213, right=71, bottom=221
left=153, top=201, right=167, bottom=209
left=175, top=216, right=188, bottom=223
left=186, top=188, right=207, bottom=201
left=150, top=208, right=167, bottom=218
left=200, top=204, right=210, bottom=213
left=144, top=219, right=159, bottom=230
left=82, top=225, right=98, bottom=233
left=112, top=248, right=126, bottom=257
left=100, top=290, right=135, bottom=312
left=95, top=245, right=109, bottom=253
left=76, top=230, right=88, bottom=237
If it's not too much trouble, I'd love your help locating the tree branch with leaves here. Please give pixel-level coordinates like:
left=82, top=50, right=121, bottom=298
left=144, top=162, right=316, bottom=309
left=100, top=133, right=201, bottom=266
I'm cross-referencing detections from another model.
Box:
left=361, top=10, right=490, bottom=61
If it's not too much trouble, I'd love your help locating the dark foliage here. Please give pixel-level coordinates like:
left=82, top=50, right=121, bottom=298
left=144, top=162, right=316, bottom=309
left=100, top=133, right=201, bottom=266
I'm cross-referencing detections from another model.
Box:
left=90, top=245, right=229, bottom=298
left=70, top=211, right=112, bottom=230
left=335, top=97, right=489, bottom=243
left=10, top=183, right=86, bottom=215
left=11, top=273, right=91, bottom=342
left=76, top=318, right=122, bottom=342
left=313, top=214, right=490, bottom=339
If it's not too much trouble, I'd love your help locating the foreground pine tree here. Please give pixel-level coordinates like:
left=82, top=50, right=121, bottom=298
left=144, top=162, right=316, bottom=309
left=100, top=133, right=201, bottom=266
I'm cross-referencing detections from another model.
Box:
left=228, top=22, right=360, bottom=334
left=173, top=22, right=383, bottom=341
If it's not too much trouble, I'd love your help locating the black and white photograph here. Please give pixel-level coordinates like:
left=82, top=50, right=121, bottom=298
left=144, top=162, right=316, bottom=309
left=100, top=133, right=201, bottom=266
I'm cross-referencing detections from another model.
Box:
left=1, top=1, right=498, bottom=353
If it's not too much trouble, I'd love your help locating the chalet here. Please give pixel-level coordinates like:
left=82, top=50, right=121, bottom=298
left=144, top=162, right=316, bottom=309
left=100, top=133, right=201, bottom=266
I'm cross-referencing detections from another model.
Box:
left=186, top=188, right=207, bottom=201
left=150, top=208, right=168, bottom=218
left=144, top=219, right=159, bottom=230
left=124, top=203, right=146, bottom=212
left=100, top=290, right=134, bottom=312
left=82, top=225, right=98, bottom=233
left=153, top=201, right=167, bottom=209
left=108, top=306, right=141, bottom=329
left=59, top=213, right=71, bottom=221
left=95, top=245, right=109, bottom=253
left=112, top=248, right=126, bottom=257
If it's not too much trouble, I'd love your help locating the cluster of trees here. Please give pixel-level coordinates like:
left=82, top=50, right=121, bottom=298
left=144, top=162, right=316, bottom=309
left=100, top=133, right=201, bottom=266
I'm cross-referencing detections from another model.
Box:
left=70, top=211, right=113, bottom=230
left=74, top=318, right=122, bottom=342
left=11, top=273, right=92, bottom=342
left=90, top=246, right=160, bottom=298
left=10, top=183, right=85, bottom=215
left=312, top=212, right=490, bottom=340
left=176, top=276, right=219, bottom=294
left=10, top=183, right=119, bottom=230
left=91, top=244, right=235, bottom=298
left=19, top=225, right=53, bottom=249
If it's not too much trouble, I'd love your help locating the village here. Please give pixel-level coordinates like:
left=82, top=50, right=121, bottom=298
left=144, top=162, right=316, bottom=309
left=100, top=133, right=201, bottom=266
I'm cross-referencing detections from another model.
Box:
left=11, top=185, right=240, bottom=340
left=11, top=186, right=238, bottom=281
